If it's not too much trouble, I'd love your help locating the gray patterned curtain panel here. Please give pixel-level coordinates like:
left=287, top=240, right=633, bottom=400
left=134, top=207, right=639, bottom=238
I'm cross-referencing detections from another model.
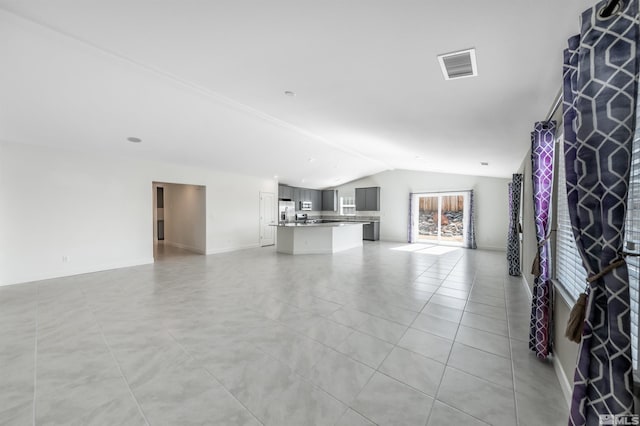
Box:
left=408, top=193, right=415, bottom=243
left=563, top=1, right=638, bottom=424
left=529, top=122, right=556, bottom=360
left=507, top=174, right=523, bottom=276
left=466, top=190, right=477, bottom=249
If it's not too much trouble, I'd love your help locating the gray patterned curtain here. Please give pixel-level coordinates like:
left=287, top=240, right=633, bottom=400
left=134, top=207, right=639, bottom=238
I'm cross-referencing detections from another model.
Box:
left=508, top=174, right=523, bottom=275
left=408, top=193, right=415, bottom=243
left=466, top=190, right=477, bottom=249
left=529, top=122, right=556, bottom=360
left=563, top=1, right=638, bottom=424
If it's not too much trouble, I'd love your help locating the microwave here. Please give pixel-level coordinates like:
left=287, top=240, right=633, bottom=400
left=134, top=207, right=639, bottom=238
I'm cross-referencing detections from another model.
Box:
left=300, top=201, right=312, bottom=211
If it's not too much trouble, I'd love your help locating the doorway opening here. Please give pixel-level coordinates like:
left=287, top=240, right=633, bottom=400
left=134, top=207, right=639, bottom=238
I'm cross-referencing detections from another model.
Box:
left=152, top=182, right=206, bottom=260
left=260, top=192, right=275, bottom=247
left=412, top=192, right=469, bottom=247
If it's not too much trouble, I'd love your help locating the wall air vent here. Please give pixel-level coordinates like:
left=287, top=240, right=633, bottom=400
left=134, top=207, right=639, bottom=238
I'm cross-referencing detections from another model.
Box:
left=437, top=48, right=478, bottom=80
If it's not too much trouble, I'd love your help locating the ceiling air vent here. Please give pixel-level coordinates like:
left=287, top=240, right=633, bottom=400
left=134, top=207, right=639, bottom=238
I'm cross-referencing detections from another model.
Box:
left=437, top=48, right=478, bottom=80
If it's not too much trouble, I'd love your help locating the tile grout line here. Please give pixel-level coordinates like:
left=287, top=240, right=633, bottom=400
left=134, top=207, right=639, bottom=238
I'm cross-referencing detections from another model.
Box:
left=83, top=289, right=151, bottom=426
left=343, top=258, right=460, bottom=426
left=164, top=329, right=266, bottom=426
left=32, top=284, right=39, bottom=426
left=422, top=254, right=473, bottom=426
left=504, top=275, right=521, bottom=426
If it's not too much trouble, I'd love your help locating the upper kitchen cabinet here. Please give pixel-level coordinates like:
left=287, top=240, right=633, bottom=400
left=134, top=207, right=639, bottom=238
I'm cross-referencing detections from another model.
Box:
left=355, top=187, right=380, bottom=211
left=312, top=190, right=322, bottom=211
left=279, top=185, right=324, bottom=211
left=293, top=187, right=302, bottom=206
left=322, top=190, right=337, bottom=211
left=278, top=184, right=293, bottom=200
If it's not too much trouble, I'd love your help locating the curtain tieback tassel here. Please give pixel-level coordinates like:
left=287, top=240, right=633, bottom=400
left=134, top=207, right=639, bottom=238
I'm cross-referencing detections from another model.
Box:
left=564, top=258, right=625, bottom=343
left=530, top=235, right=552, bottom=277
left=565, top=292, right=588, bottom=343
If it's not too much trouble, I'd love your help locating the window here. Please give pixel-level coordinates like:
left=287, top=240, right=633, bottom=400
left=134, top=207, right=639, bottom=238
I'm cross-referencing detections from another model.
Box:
left=340, top=196, right=356, bottom=216
left=554, top=130, right=639, bottom=370
left=555, top=134, right=588, bottom=302
left=624, top=122, right=640, bottom=371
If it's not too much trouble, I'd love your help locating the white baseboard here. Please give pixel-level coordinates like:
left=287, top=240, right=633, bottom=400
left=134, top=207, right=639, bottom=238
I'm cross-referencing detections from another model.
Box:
left=520, top=274, right=571, bottom=408
left=552, top=354, right=573, bottom=407
left=0, top=257, right=155, bottom=287
left=206, top=243, right=260, bottom=255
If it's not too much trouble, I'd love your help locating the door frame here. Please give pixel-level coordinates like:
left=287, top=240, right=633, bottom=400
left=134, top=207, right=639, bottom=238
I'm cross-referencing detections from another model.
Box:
left=412, top=191, right=470, bottom=247
left=259, top=191, right=276, bottom=247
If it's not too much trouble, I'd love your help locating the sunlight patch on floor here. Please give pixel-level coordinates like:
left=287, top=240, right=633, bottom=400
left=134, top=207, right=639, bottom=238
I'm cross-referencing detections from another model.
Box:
left=417, top=245, right=460, bottom=255
left=390, top=244, right=435, bottom=252
left=391, top=244, right=461, bottom=256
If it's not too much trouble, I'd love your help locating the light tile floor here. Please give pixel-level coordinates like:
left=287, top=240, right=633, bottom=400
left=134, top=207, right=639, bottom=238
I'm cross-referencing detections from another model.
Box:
left=0, top=242, right=569, bottom=425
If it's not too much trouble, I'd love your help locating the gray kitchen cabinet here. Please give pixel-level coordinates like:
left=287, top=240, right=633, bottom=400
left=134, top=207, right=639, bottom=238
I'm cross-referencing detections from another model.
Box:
left=312, top=190, right=322, bottom=211
left=365, top=187, right=380, bottom=211
left=363, top=222, right=380, bottom=241
left=355, top=187, right=380, bottom=211
left=278, top=184, right=293, bottom=200
left=355, top=188, right=366, bottom=211
left=322, top=190, right=337, bottom=211
left=293, top=187, right=302, bottom=208
left=284, top=186, right=324, bottom=210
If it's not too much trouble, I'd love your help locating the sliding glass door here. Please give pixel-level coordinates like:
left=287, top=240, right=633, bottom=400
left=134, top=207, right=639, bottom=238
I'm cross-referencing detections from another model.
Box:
left=414, top=192, right=469, bottom=246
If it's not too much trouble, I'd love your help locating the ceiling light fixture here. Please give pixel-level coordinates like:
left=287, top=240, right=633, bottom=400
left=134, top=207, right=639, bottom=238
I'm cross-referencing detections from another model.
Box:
left=308, top=157, right=316, bottom=163
left=437, top=48, right=478, bottom=80
left=127, top=137, right=142, bottom=143
left=480, top=162, right=489, bottom=166
left=284, top=91, right=296, bottom=97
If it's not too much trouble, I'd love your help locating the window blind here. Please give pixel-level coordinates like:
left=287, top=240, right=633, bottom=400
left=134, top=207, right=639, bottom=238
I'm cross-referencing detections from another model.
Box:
left=555, top=136, right=588, bottom=303
left=623, top=111, right=640, bottom=370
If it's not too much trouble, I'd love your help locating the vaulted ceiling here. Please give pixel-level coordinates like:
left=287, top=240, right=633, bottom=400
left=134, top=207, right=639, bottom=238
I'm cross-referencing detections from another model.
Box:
left=0, top=0, right=593, bottom=188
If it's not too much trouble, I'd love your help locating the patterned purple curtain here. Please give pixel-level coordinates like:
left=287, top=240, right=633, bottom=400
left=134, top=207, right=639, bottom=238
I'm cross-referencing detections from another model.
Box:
left=529, top=121, right=556, bottom=359
left=563, top=1, right=638, bottom=424
left=508, top=174, right=523, bottom=276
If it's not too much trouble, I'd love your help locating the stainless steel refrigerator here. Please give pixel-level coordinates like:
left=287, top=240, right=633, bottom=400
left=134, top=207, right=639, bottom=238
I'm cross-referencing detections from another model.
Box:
left=278, top=201, right=295, bottom=223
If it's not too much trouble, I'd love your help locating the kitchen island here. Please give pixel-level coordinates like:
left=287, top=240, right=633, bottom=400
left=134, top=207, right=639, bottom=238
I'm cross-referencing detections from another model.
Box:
left=274, top=222, right=364, bottom=255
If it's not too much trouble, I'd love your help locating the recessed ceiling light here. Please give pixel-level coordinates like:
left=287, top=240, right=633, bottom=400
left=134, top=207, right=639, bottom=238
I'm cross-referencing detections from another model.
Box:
left=480, top=162, right=489, bottom=166
left=437, top=48, right=478, bottom=80
left=284, top=91, right=296, bottom=97
left=301, top=178, right=306, bottom=183
left=127, top=137, right=142, bottom=143
left=273, top=175, right=278, bottom=179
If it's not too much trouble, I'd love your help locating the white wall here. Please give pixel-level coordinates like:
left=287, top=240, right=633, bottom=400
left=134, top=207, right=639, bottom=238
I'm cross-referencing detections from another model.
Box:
left=0, top=141, right=277, bottom=286
left=163, top=183, right=206, bottom=254
left=332, top=169, right=510, bottom=250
